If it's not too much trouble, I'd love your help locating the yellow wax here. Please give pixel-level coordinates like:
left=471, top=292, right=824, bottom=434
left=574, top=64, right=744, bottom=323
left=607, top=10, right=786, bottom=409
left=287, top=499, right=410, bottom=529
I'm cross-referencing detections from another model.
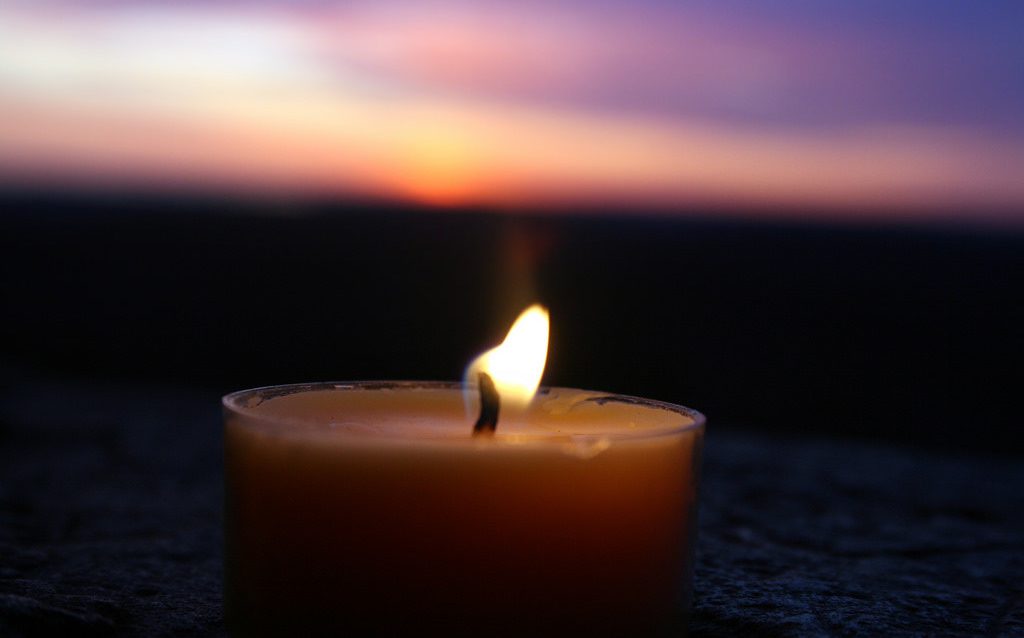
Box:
left=224, top=382, right=704, bottom=637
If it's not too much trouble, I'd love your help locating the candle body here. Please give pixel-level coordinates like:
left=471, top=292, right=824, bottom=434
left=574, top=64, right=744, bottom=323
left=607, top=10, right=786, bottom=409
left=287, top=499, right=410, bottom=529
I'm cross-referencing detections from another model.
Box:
left=224, top=383, right=703, bottom=637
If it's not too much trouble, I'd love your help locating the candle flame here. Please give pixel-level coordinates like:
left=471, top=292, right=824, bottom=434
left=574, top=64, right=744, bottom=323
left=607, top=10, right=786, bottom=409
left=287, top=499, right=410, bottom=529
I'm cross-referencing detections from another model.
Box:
left=466, top=304, right=549, bottom=408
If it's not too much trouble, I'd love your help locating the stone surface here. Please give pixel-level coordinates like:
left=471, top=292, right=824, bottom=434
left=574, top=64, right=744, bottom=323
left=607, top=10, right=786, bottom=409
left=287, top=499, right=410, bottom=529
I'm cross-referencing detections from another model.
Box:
left=0, top=376, right=1022, bottom=636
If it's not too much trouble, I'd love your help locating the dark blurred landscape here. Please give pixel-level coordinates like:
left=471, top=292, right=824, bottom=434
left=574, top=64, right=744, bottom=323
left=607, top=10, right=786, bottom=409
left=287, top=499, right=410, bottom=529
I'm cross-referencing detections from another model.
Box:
left=3, top=189, right=1021, bottom=454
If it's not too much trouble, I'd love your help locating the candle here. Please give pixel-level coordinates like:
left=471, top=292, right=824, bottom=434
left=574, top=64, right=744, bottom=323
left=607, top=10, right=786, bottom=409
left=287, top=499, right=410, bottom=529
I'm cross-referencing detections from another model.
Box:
left=223, top=309, right=705, bottom=636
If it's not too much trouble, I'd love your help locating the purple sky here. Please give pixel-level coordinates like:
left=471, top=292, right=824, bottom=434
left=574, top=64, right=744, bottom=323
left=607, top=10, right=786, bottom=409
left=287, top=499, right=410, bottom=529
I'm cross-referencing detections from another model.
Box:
left=1, top=1, right=1022, bottom=216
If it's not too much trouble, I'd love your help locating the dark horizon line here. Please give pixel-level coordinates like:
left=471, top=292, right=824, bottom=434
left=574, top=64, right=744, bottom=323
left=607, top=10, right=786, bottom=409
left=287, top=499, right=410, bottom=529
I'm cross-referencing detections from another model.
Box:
left=2, top=183, right=1022, bottom=233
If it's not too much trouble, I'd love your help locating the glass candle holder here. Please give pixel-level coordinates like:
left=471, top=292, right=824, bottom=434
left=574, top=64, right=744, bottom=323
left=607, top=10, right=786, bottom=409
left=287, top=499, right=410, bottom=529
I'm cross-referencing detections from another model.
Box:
left=224, top=382, right=704, bottom=637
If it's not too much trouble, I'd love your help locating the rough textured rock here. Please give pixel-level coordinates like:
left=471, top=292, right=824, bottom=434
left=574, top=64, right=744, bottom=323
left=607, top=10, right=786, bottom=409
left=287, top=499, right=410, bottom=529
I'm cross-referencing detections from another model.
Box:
left=1, top=377, right=1021, bottom=636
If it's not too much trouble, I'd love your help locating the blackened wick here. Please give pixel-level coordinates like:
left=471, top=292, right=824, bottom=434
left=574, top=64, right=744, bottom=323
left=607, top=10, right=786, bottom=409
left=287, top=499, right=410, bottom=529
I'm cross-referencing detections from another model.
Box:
left=473, top=372, right=500, bottom=436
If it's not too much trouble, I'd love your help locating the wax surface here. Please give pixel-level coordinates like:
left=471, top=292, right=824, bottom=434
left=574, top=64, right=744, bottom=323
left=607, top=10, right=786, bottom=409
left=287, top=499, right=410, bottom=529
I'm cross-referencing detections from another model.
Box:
left=224, top=383, right=703, bottom=637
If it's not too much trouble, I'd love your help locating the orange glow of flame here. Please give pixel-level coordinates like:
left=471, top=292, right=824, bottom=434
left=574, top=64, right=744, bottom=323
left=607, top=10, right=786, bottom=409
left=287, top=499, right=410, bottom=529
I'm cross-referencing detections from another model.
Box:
left=465, top=304, right=549, bottom=407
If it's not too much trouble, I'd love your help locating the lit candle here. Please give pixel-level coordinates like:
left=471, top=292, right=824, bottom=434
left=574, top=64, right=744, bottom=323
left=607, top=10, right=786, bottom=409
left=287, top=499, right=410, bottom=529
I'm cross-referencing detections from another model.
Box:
left=223, top=306, right=705, bottom=636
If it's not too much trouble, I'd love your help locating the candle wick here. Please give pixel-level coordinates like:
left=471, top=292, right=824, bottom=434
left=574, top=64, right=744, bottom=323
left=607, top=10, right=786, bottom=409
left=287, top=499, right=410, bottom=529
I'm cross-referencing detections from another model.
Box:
left=473, top=372, right=500, bottom=436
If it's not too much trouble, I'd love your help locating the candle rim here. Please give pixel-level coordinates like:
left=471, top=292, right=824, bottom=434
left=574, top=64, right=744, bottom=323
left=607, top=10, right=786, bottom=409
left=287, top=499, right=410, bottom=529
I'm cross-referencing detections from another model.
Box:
left=222, top=380, right=706, bottom=444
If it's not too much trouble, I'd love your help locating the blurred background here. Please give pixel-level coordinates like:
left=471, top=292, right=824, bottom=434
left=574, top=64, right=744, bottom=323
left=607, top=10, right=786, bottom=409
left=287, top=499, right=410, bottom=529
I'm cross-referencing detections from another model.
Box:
left=2, top=0, right=1022, bottom=453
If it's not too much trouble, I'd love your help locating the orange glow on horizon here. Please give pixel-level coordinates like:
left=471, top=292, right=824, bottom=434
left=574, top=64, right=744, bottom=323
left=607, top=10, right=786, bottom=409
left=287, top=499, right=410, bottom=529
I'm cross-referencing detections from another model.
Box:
left=3, top=91, right=1024, bottom=214
left=397, top=129, right=482, bottom=207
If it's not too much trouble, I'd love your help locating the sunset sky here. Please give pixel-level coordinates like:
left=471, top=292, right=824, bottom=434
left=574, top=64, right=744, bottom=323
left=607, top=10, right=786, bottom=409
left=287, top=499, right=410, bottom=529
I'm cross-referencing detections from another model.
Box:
left=1, top=1, right=1022, bottom=217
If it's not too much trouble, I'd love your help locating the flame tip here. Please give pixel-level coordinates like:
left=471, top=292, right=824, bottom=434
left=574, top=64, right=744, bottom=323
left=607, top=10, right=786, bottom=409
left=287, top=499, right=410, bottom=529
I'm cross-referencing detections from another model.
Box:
left=464, top=303, right=550, bottom=408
